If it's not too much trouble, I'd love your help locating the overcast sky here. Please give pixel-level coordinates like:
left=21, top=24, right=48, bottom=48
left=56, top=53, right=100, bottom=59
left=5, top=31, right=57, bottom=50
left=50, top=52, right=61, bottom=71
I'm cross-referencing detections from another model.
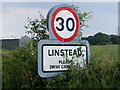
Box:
left=1, top=2, right=118, bottom=39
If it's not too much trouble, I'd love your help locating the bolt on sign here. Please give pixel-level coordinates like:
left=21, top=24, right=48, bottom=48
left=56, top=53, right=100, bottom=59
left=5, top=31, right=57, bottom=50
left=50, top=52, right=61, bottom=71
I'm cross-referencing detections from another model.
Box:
left=38, top=4, right=90, bottom=77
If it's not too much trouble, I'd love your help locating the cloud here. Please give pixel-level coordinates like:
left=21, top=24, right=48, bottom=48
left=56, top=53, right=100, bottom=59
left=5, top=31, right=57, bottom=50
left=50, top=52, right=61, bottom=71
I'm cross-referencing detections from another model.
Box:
left=2, top=2, right=118, bottom=39
left=82, top=9, right=118, bottom=37
left=2, top=7, right=49, bottom=39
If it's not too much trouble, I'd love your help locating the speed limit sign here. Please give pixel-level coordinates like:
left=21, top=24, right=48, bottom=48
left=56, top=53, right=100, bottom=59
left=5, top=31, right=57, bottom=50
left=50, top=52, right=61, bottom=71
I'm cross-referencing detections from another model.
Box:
left=47, top=4, right=80, bottom=42
left=38, top=4, right=90, bottom=77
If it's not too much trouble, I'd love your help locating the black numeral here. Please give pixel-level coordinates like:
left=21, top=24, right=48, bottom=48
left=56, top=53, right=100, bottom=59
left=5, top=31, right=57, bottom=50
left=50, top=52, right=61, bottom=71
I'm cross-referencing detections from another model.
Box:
left=66, top=18, right=75, bottom=31
left=56, top=17, right=64, bottom=31
left=56, top=17, right=75, bottom=32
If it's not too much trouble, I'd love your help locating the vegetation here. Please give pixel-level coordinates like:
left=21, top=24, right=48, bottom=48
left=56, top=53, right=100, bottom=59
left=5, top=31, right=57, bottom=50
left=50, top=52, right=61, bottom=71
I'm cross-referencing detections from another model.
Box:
left=25, top=5, right=92, bottom=47
left=82, top=32, right=120, bottom=45
left=2, top=4, right=120, bottom=89
left=2, top=45, right=120, bottom=88
left=24, top=4, right=119, bottom=47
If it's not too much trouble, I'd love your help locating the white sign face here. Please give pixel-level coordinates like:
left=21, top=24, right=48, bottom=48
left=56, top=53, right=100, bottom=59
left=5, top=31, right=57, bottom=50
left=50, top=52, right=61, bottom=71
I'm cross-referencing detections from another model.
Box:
left=42, top=45, right=87, bottom=72
left=54, top=10, right=76, bottom=38
left=51, top=6, right=79, bottom=42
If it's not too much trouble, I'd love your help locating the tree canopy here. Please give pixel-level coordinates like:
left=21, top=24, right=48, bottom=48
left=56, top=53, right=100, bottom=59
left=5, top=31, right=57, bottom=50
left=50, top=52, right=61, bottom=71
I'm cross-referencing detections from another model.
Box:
left=82, top=32, right=119, bottom=45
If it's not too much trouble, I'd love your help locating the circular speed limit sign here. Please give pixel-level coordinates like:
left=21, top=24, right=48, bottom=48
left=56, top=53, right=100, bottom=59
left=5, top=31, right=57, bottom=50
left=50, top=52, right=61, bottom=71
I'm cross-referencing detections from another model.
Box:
left=47, top=4, right=80, bottom=42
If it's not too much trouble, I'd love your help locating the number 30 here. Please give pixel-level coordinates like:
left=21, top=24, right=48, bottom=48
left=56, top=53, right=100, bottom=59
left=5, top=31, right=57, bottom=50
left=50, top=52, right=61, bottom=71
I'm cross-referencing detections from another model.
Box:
left=56, top=17, right=75, bottom=32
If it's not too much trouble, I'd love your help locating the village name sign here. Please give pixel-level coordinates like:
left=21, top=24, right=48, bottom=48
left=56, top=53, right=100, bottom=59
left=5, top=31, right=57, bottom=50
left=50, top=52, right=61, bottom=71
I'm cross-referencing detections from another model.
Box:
left=38, top=4, right=90, bottom=77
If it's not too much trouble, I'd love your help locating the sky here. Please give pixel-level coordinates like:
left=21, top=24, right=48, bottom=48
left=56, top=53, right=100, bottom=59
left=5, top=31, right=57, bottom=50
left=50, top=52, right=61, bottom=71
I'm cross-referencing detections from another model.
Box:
left=1, top=1, right=118, bottom=39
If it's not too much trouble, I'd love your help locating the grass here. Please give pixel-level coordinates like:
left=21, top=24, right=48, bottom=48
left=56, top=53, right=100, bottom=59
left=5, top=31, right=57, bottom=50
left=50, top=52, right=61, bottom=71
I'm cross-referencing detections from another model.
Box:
left=45, top=45, right=119, bottom=88
left=1, top=45, right=120, bottom=88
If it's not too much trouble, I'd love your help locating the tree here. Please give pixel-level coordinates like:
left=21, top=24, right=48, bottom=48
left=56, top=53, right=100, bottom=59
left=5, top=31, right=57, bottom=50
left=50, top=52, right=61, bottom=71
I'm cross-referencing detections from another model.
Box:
left=25, top=5, right=92, bottom=47
left=82, top=32, right=120, bottom=45
left=93, top=32, right=112, bottom=45
left=25, top=12, right=48, bottom=41
left=87, top=36, right=95, bottom=45
left=109, top=34, right=119, bottom=44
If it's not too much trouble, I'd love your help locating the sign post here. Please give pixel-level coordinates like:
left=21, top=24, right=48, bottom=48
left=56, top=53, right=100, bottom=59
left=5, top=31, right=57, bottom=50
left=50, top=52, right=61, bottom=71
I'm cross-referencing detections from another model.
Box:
left=38, top=4, right=90, bottom=77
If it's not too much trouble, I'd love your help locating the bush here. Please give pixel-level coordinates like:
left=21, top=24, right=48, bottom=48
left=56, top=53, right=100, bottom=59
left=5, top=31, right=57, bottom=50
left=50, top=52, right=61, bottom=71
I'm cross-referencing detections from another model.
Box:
left=2, top=45, right=120, bottom=88
left=2, top=47, right=45, bottom=88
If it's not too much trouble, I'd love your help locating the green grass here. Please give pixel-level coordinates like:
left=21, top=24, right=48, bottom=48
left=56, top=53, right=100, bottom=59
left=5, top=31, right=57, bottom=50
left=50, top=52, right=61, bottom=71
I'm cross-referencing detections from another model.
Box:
left=45, top=45, right=119, bottom=88
left=1, top=45, right=120, bottom=88
left=91, top=45, right=118, bottom=60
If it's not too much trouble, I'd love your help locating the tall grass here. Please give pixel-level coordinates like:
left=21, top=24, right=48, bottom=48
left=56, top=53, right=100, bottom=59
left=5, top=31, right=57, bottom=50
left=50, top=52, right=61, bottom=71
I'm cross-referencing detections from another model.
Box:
left=1, top=45, right=120, bottom=88
left=45, top=45, right=119, bottom=88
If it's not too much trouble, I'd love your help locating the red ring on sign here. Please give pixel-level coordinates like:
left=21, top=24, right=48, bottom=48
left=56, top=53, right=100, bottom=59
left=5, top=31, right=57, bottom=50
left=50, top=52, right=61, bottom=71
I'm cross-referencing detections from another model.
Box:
left=51, top=7, right=79, bottom=42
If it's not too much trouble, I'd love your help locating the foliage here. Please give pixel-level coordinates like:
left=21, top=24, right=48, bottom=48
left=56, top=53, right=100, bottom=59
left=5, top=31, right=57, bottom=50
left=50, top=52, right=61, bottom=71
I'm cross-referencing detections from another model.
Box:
left=72, top=5, right=92, bottom=30
left=2, top=44, right=5, bottom=49
left=25, top=12, right=48, bottom=47
left=2, top=4, right=119, bottom=89
left=2, top=47, right=43, bottom=88
left=110, top=34, right=119, bottom=44
left=25, top=5, right=92, bottom=47
left=44, top=45, right=119, bottom=88
left=2, top=45, right=120, bottom=88
left=82, top=32, right=120, bottom=45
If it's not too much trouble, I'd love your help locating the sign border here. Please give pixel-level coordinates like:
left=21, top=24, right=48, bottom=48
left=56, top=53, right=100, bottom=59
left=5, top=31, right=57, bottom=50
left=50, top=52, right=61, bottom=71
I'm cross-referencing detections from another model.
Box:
left=51, top=6, right=79, bottom=42
left=42, top=44, right=88, bottom=73
left=38, top=40, right=90, bottom=77
left=47, top=4, right=81, bottom=41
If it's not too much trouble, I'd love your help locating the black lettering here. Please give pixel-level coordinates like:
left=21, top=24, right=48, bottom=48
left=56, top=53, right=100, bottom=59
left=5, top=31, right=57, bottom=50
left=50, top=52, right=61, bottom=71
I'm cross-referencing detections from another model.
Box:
left=59, top=60, right=62, bottom=64
left=61, top=65, right=64, bottom=68
left=59, top=60, right=67, bottom=64
left=78, top=50, right=81, bottom=55
left=48, top=50, right=52, bottom=56
left=69, top=49, right=72, bottom=56
left=65, top=49, right=68, bottom=56
left=55, top=49, right=59, bottom=56
left=61, top=65, right=70, bottom=69
left=50, top=65, right=60, bottom=69
left=52, top=49, right=54, bottom=56
left=73, top=49, right=77, bottom=55
left=50, top=65, right=55, bottom=69
left=60, top=49, right=64, bottom=56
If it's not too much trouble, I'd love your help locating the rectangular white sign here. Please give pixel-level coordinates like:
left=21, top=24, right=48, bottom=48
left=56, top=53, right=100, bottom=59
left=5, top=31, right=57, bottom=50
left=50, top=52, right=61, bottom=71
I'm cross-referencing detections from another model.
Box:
left=42, top=44, right=87, bottom=72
